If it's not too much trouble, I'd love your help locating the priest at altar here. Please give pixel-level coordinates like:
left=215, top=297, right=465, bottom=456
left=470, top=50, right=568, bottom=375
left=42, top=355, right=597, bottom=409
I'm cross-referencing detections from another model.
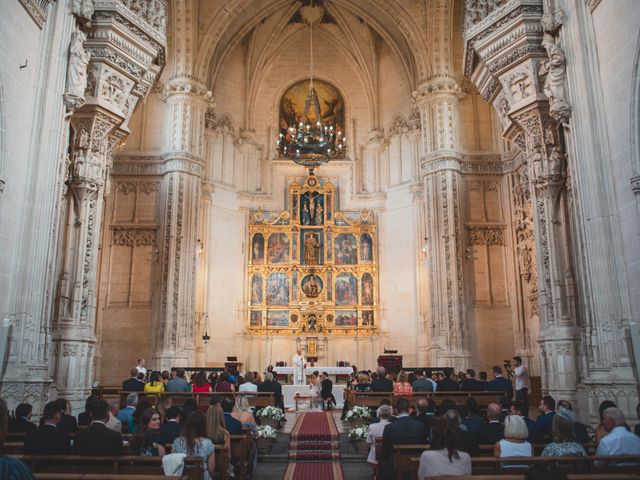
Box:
left=292, top=350, right=305, bottom=385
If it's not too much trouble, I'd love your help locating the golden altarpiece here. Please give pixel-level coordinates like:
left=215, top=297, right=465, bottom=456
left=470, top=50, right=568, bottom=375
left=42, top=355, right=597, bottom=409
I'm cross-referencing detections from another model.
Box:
left=246, top=174, right=378, bottom=360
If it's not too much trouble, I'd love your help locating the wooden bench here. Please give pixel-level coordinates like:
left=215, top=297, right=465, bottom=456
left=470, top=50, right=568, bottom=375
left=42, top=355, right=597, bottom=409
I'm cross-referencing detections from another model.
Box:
left=345, top=391, right=504, bottom=412
left=13, top=455, right=204, bottom=480
left=118, top=391, right=276, bottom=410
left=35, top=476, right=187, bottom=480
left=433, top=476, right=640, bottom=480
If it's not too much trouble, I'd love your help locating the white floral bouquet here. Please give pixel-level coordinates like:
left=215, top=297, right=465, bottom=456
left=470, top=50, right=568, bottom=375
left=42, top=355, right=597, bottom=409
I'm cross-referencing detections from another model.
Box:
left=345, top=405, right=370, bottom=421
left=256, top=424, right=278, bottom=439
left=348, top=426, right=368, bottom=441
left=255, top=405, right=285, bottom=421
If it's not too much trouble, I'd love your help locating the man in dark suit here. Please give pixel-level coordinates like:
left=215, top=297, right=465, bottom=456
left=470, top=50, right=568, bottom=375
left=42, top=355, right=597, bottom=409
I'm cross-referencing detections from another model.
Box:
left=510, top=401, right=539, bottom=443
left=460, top=369, right=485, bottom=391
left=320, top=372, right=337, bottom=410
left=74, top=399, right=123, bottom=456
left=54, top=398, right=78, bottom=434
left=462, top=397, right=483, bottom=436
left=122, top=369, right=145, bottom=392
left=380, top=398, right=428, bottom=480
left=436, top=371, right=460, bottom=392
left=371, top=367, right=393, bottom=392
left=77, top=395, right=97, bottom=427
left=159, top=406, right=182, bottom=446
left=487, top=366, right=513, bottom=398
left=221, top=396, right=243, bottom=434
left=478, top=402, right=504, bottom=445
left=411, top=371, right=434, bottom=392
left=24, top=401, right=71, bottom=455
left=413, top=398, right=436, bottom=438
left=258, top=372, right=284, bottom=410
left=557, top=399, right=589, bottom=444
left=535, top=395, right=556, bottom=442
left=8, top=403, right=36, bottom=433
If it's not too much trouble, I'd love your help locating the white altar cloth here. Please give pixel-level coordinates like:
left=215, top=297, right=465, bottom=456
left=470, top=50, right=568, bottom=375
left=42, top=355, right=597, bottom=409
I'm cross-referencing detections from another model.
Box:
left=282, top=384, right=346, bottom=408
left=273, top=366, right=352, bottom=375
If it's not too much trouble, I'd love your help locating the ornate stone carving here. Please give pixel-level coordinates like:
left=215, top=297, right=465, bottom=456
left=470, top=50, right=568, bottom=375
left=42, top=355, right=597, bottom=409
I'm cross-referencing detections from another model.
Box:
left=64, top=30, right=91, bottom=112
left=631, top=175, right=640, bottom=195
left=539, top=34, right=571, bottom=123
left=112, top=227, right=157, bottom=246
left=120, top=0, right=168, bottom=32
left=508, top=71, right=534, bottom=103
left=72, top=0, right=94, bottom=22
left=18, top=0, right=54, bottom=28
left=468, top=226, right=506, bottom=246
left=464, top=0, right=509, bottom=31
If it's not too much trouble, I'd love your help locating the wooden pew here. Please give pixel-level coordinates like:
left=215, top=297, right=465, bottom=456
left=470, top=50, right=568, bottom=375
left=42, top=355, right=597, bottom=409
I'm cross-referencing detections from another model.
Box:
left=345, top=390, right=505, bottom=411
left=117, top=391, right=276, bottom=411
left=13, top=455, right=204, bottom=480
left=229, top=432, right=254, bottom=480
left=35, top=476, right=187, bottom=480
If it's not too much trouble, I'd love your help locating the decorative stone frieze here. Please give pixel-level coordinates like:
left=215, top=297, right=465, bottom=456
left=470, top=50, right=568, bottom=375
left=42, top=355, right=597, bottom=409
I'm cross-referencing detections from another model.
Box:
left=18, top=0, right=54, bottom=28
left=468, top=225, right=506, bottom=246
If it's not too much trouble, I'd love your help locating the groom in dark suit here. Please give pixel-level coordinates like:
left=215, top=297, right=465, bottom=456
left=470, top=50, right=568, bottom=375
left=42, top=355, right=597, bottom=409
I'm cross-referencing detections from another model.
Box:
left=320, top=372, right=337, bottom=410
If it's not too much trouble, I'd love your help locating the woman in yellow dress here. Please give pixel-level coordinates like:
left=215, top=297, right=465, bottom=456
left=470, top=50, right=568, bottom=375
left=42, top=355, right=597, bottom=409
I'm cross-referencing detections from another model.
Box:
left=144, top=371, right=165, bottom=394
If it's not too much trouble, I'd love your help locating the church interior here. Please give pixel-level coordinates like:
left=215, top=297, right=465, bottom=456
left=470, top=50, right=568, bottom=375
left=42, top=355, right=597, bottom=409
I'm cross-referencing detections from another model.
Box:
left=1, top=0, right=640, bottom=476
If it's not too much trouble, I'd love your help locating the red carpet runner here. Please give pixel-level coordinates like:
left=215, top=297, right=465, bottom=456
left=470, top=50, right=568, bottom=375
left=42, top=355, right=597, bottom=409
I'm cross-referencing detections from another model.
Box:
left=283, top=412, right=344, bottom=480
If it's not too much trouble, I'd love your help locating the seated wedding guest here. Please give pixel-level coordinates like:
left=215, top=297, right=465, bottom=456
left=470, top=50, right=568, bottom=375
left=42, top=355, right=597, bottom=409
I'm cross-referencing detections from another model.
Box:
left=393, top=371, right=413, bottom=396
left=557, top=399, right=590, bottom=444
left=144, top=371, right=165, bottom=394
left=487, top=366, right=513, bottom=397
left=122, top=369, right=144, bottom=392
left=418, top=418, right=472, bottom=480
left=459, top=369, right=484, bottom=391
left=525, top=462, right=568, bottom=480
left=509, top=401, right=538, bottom=443
left=594, top=399, right=617, bottom=445
left=116, top=392, right=137, bottom=429
left=74, top=399, right=123, bottom=456
left=159, top=406, right=182, bottom=446
left=156, top=396, right=173, bottom=423
left=437, top=371, right=460, bottom=392
left=366, top=404, right=391, bottom=465
left=443, top=409, right=479, bottom=456
left=372, top=367, right=393, bottom=392
left=105, top=400, right=122, bottom=433
left=478, top=403, right=504, bottom=446
left=214, top=371, right=235, bottom=392
left=412, top=371, right=434, bottom=392
left=173, top=411, right=216, bottom=480
left=221, top=396, right=243, bottom=434
left=55, top=398, right=78, bottom=434
left=536, top=395, right=556, bottom=441
left=180, top=399, right=198, bottom=426
left=78, top=395, right=97, bottom=426
left=255, top=372, right=263, bottom=385
left=238, top=371, right=257, bottom=394
left=479, top=371, right=489, bottom=389
left=166, top=368, right=189, bottom=393
left=161, top=370, right=170, bottom=385
left=494, top=414, right=532, bottom=463
left=541, top=407, right=587, bottom=457
left=595, top=407, right=640, bottom=457
left=414, top=398, right=436, bottom=438
left=0, top=397, right=36, bottom=479
left=206, top=405, right=232, bottom=477
left=355, top=372, right=373, bottom=391
left=380, top=398, right=428, bottom=480
left=130, top=399, right=153, bottom=433
left=24, top=401, right=71, bottom=455
left=258, top=372, right=284, bottom=410
left=232, top=395, right=257, bottom=432
left=462, top=397, right=483, bottom=436
left=9, top=403, right=35, bottom=433
left=130, top=408, right=165, bottom=457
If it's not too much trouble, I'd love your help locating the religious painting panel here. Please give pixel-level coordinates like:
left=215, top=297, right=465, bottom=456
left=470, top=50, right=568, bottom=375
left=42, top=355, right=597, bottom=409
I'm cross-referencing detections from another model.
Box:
left=334, top=233, right=357, bottom=265
left=335, top=310, right=357, bottom=327
left=251, top=274, right=263, bottom=305
left=327, top=271, right=333, bottom=301
left=292, top=232, right=299, bottom=261
left=251, top=233, right=264, bottom=264
left=292, top=271, right=298, bottom=301
left=267, top=233, right=290, bottom=263
left=300, top=192, right=324, bottom=226
left=301, top=274, right=323, bottom=299
left=279, top=78, right=345, bottom=146
left=301, top=229, right=324, bottom=265
left=250, top=311, right=263, bottom=327
left=267, top=310, right=289, bottom=327
left=360, top=233, right=373, bottom=263
left=362, top=310, right=374, bottom=326
left=361, top=272, right=374, bottom=306
left=335, top=273, right=357, bottom=306
left=291, top=192, right=299, bottom=223
left=267, top=273, right=289, bottom=305
left=325, top=232, right=332, bottom=262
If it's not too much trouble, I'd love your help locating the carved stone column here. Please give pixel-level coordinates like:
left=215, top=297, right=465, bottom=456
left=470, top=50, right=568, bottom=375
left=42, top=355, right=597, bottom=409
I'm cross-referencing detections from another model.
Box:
left=51, top=0, right=166, bottom=407
left=362, top=130, right=385, bottom=193
left=463, top=0, right=580, bottom=403
left=153, top=78, right=211, bottom=370
left=415, top=78, right=471, bottom=370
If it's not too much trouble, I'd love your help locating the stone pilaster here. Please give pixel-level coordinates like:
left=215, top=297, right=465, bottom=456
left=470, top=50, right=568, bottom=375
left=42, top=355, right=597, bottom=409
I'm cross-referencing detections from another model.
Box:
left=362, top=130, right=385, bottom=193
left=415, top=78, right=471, bottom=370
left=153, top=78, right=211, bottom=370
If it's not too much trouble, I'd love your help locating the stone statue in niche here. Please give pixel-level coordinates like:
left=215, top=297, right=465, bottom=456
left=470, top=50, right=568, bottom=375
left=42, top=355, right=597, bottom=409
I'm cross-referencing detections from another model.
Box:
left=539, top=34, right=571, bottom=122
left=531, top=144, right=545, bottom=180
left=547, top=146, right=564, bottom=176
left=72, top=0, right=94, bottom=22
left=64, top=30, right=91, bottom=111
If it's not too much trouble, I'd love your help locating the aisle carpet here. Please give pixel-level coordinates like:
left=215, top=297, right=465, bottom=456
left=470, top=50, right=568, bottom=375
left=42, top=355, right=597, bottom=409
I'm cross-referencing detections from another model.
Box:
left=283, top=412, right=344, bottom=480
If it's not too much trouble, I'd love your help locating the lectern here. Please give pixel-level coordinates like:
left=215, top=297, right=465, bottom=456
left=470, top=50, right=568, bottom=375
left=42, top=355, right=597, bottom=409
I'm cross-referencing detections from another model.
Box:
left=225, top=356, right=242, bottom=375
left=377, top=354, right=402, bottom=374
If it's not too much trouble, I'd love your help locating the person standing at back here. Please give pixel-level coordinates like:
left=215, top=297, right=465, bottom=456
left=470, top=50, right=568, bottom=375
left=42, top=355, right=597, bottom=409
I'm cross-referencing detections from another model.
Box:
left=508, top=357, right=531, bottom=411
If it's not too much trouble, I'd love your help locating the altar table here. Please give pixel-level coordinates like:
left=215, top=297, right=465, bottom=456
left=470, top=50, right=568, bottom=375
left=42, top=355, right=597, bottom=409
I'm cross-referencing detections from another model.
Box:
left=282, top=384, right=346, bottom=408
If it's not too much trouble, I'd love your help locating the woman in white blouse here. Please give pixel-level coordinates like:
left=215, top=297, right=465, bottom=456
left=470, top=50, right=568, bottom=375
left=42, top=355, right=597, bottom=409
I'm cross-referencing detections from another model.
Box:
left=418, top=417, right=472, bottom=479
left=366, top=404, right=391, bottom=465
left=494, top=414, right=532, bottom=466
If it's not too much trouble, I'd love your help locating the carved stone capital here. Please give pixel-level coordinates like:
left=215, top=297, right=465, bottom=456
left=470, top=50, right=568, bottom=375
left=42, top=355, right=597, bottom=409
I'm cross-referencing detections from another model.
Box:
left=160, top=78, right=214, bottom=106
left=412, top=77, right=464, bottom=105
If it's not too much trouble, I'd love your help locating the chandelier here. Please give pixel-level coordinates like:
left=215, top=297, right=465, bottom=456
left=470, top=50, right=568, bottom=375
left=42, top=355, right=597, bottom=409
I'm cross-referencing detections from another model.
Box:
left=276, top=8, right=346, bottom=173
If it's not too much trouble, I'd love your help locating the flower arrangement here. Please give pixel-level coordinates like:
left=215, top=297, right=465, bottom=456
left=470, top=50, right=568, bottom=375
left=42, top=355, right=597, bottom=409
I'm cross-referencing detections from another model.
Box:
left=255, top=406, right=285, bottom=421
left=345, top=405, right=370, bottom=421
left=256, top=424, right=278, bottom=439
left=348, top=425, right=368, bottom=441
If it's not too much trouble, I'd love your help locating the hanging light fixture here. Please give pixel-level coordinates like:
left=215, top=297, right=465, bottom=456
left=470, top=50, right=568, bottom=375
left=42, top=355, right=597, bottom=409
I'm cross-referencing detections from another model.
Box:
left=276, top=3, right=346, bottom=174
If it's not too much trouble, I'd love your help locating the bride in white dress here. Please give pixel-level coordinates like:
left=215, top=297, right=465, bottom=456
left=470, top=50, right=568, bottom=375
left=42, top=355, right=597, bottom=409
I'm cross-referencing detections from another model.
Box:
left=309, top=371, right=322, bottom=409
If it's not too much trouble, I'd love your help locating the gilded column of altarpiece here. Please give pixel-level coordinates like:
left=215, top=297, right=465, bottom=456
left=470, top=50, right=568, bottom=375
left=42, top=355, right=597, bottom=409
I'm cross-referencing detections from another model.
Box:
left=246, top=175, right=378, bottom=340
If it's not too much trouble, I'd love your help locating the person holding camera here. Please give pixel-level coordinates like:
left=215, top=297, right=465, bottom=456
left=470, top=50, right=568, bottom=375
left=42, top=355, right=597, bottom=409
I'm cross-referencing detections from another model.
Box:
left=506, top=356, right=530, bottom=411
